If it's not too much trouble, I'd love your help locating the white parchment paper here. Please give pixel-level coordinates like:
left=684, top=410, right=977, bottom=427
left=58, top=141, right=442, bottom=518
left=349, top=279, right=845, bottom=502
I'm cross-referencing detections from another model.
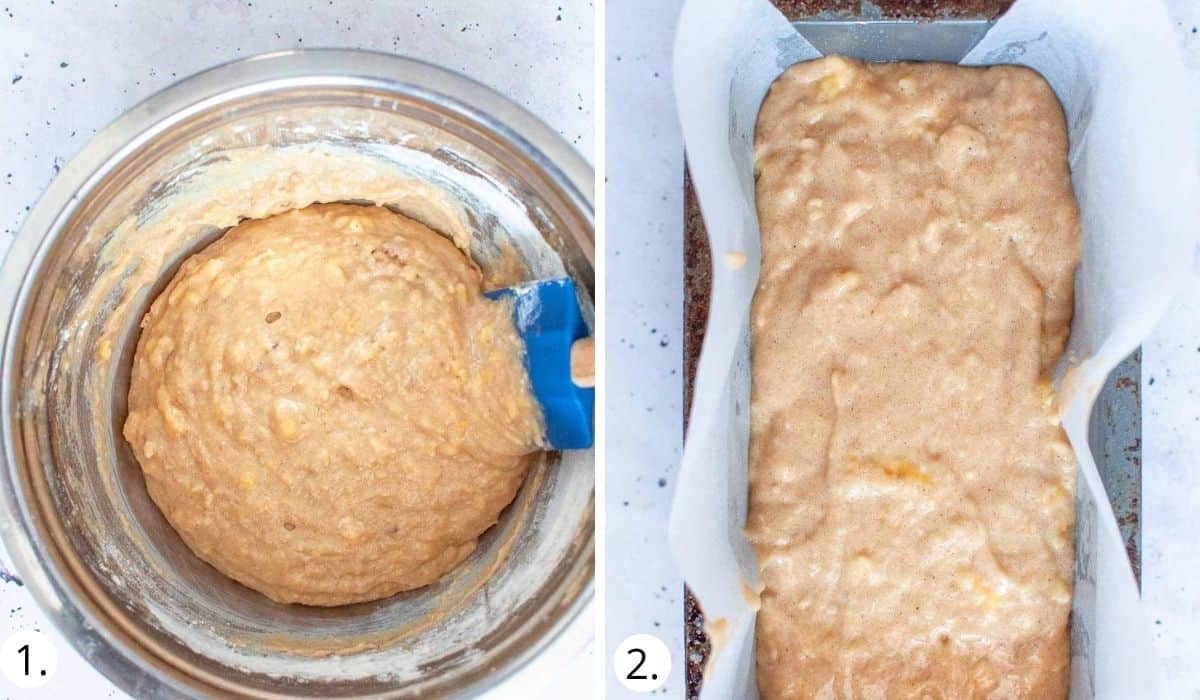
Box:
left=668, top=0, right=1199, bottom=697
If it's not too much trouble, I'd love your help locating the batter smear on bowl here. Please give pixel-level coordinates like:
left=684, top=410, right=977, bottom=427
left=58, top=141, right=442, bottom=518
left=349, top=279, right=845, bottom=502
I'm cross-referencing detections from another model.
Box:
left=124, top=203, right=543, bottom=606
left=749, top=57, right=1081, bottom=697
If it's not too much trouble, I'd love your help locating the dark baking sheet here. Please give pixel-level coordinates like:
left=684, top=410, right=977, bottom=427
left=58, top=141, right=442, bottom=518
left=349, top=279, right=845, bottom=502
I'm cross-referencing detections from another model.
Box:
left=772, top=0, right=1012, bottom=17
left=679, top=2, right=1142, bottom=697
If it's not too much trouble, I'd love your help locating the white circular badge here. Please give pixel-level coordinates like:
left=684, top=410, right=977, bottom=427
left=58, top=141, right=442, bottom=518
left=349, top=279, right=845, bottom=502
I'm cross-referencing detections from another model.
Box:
left=613, top=633, right=671, bottom=692
left=1, top=629, right=57, bottom=688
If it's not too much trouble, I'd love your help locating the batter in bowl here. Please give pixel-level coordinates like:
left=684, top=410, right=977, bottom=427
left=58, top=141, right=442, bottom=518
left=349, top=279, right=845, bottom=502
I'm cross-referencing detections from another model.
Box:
left=124, top=202, right=543, bottom=606
left=750, top=57, right=1080, bottom=697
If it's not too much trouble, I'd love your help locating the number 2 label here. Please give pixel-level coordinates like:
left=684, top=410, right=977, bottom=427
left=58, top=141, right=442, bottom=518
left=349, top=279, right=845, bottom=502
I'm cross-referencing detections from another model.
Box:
left=614, top=634, right=670, bottom=692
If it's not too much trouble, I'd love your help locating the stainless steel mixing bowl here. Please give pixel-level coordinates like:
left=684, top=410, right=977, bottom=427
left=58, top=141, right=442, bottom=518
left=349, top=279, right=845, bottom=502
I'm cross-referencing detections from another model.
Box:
left=0, top=50, right=594, bottom=698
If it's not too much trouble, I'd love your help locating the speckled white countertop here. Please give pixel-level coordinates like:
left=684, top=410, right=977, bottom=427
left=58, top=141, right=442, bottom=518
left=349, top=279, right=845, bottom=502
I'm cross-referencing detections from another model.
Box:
left=0, top=1, right=593, bottom=698
left=605, top=1, right=1200, bottom=698
left=604, top=0, right=686, bottom=698
left=1145, top=8, right=1200, bottom=699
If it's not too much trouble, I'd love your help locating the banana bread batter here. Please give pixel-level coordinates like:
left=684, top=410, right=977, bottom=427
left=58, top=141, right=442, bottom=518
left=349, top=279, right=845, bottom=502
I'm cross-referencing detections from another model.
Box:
left=124, top=203, right=543, bottom=606
left=750, top=57, right=1080, bottom=698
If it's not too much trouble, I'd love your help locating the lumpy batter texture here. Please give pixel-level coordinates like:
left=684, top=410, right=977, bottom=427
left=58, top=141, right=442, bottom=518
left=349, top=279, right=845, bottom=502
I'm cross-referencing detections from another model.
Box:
left=749, top=57, right=1081, bottom=698
left=124, top=203, right=543, bottom=606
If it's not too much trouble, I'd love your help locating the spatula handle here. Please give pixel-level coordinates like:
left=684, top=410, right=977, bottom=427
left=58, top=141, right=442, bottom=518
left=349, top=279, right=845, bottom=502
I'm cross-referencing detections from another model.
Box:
left=571, top=337, right=595, bottom=388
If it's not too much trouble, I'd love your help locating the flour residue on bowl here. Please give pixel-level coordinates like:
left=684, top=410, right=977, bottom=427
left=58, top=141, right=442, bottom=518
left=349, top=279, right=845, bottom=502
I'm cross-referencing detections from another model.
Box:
left=40, top=109, right=576, bottom=685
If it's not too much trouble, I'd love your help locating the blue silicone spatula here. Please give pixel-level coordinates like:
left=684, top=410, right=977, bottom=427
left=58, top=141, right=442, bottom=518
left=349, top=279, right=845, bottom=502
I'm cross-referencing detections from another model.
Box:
left=486, top=278, right=595, bottom=450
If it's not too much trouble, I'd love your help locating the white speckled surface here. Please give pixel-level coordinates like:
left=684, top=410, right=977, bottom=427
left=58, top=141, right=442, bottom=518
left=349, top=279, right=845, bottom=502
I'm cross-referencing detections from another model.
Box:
left=0, top=1, right=592, bottom=698
left=605, top=1, right=685, bottom=698
left=605, top=2, right=1200, bottom=699
left=1147, top=7, right=1200, bottom=700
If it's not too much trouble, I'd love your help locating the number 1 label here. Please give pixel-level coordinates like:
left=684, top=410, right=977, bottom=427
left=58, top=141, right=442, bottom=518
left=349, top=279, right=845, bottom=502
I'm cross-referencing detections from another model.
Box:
left=1, top=630, right=57, bottom=689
